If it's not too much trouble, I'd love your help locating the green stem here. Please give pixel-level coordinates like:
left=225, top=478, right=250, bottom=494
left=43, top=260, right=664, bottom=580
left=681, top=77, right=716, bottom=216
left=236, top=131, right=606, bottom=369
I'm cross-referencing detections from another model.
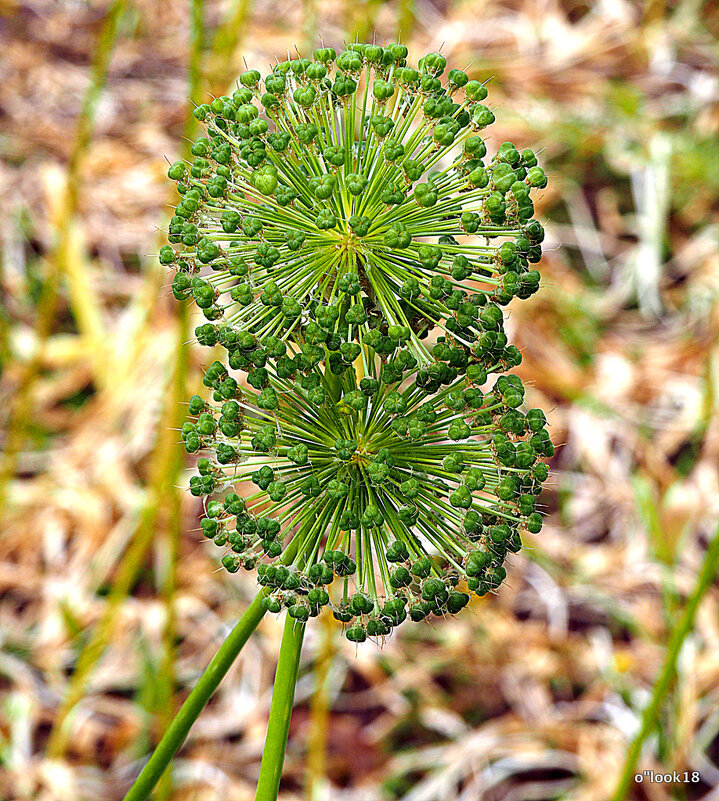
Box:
left=306, top=613, right=336, bottom=800
left=325, top=370, right=343, bottom=404
left=255, top=614, right=307, bottom=801
left=611, top=517, right=719, bottom=801
left=122, top=588, right=269, bottom=801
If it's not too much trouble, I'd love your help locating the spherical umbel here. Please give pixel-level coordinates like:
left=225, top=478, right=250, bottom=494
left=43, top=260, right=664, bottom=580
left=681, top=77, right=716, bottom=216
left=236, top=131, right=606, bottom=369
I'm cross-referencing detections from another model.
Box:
left=163, top=42, right=552, bottom=641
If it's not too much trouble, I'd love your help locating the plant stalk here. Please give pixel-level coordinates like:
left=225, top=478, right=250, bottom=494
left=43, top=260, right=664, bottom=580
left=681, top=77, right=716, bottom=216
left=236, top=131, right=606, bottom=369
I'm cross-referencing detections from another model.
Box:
left=122, top=587, right=269, bottom=801
left=255, top=614, right=307, bottom=801
left=611, top=517, right=719, bottom=800
left=306, top=612, right=336, bottom=800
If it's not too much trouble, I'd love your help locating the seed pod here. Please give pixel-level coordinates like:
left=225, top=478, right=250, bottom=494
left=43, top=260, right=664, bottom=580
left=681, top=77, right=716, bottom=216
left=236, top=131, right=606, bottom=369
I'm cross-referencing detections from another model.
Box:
left=161, top=44, right=551, bottom=640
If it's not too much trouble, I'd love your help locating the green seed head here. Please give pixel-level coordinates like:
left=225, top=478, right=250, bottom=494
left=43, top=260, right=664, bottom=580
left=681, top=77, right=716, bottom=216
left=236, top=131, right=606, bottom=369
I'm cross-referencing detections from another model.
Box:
left=165, top=43, right=551, bottom=642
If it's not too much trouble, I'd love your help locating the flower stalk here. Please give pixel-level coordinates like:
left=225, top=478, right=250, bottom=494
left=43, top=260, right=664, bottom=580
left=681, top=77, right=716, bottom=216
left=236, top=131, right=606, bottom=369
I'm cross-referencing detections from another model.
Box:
left=122, top=587, right=269, bottom=801
left=255, top=614, right=307, bottom=801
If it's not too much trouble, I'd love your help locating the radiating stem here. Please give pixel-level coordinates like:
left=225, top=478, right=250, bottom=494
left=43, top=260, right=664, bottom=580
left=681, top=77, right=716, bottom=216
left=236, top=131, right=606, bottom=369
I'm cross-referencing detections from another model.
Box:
left=255, top=614, right=307, bottom=801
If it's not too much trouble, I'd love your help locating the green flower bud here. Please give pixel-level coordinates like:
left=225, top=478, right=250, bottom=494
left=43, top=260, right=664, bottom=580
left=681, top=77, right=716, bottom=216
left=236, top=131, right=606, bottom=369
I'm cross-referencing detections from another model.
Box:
left=159, top=245, right=176, bottom=266
left=448, top=420, right=471, bottom=440
left=472, top=104, right=495, bottom=128
left=346, top=623, right=367, bottom=642
left=345, top=172, right=368, bottom=196
left=414, top=182, right=438, bottom=207
left=334, top=438, right=357, bottom=460
left=337, top=50, right=363, bottom=72
left=315, top=209, right=337, bottom=229
left=361, top=504, right=384, bottom=528
left=465, top=80, right=488, bottom=101
left=383, top=140, right=405, bottom=161
left=293, top=85, right=316, bottom=107
left=373, top=79, right=395, bottom=102
left=384, top=223, right=416, bottom=247
left=447, top=590, right=469, bottom=614
left=448, top=68, right=468, bottom=88
left=419, top=52, right=447, bottom=76
left=527, top=166, right=548, bottom=188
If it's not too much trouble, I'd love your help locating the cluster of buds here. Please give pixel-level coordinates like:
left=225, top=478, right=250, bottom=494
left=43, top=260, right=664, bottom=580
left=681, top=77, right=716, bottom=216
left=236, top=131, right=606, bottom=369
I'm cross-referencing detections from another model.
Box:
left=161, top=42, right=552, bottom=641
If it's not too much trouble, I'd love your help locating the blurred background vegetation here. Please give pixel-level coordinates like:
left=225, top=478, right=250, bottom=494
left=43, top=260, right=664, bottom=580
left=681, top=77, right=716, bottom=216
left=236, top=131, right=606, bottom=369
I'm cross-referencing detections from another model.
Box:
left=1, top=1, right=719, bottom=799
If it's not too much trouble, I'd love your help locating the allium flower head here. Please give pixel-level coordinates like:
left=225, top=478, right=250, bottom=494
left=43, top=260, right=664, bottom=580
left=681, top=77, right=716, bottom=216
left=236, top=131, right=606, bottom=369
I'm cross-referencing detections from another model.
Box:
left=161, top=43, right=552, bottom=641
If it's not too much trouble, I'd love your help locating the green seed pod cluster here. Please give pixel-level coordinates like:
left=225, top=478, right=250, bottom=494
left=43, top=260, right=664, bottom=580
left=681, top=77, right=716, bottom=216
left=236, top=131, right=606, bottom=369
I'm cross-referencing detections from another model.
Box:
left=163, top=43, right=552, bottom=641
